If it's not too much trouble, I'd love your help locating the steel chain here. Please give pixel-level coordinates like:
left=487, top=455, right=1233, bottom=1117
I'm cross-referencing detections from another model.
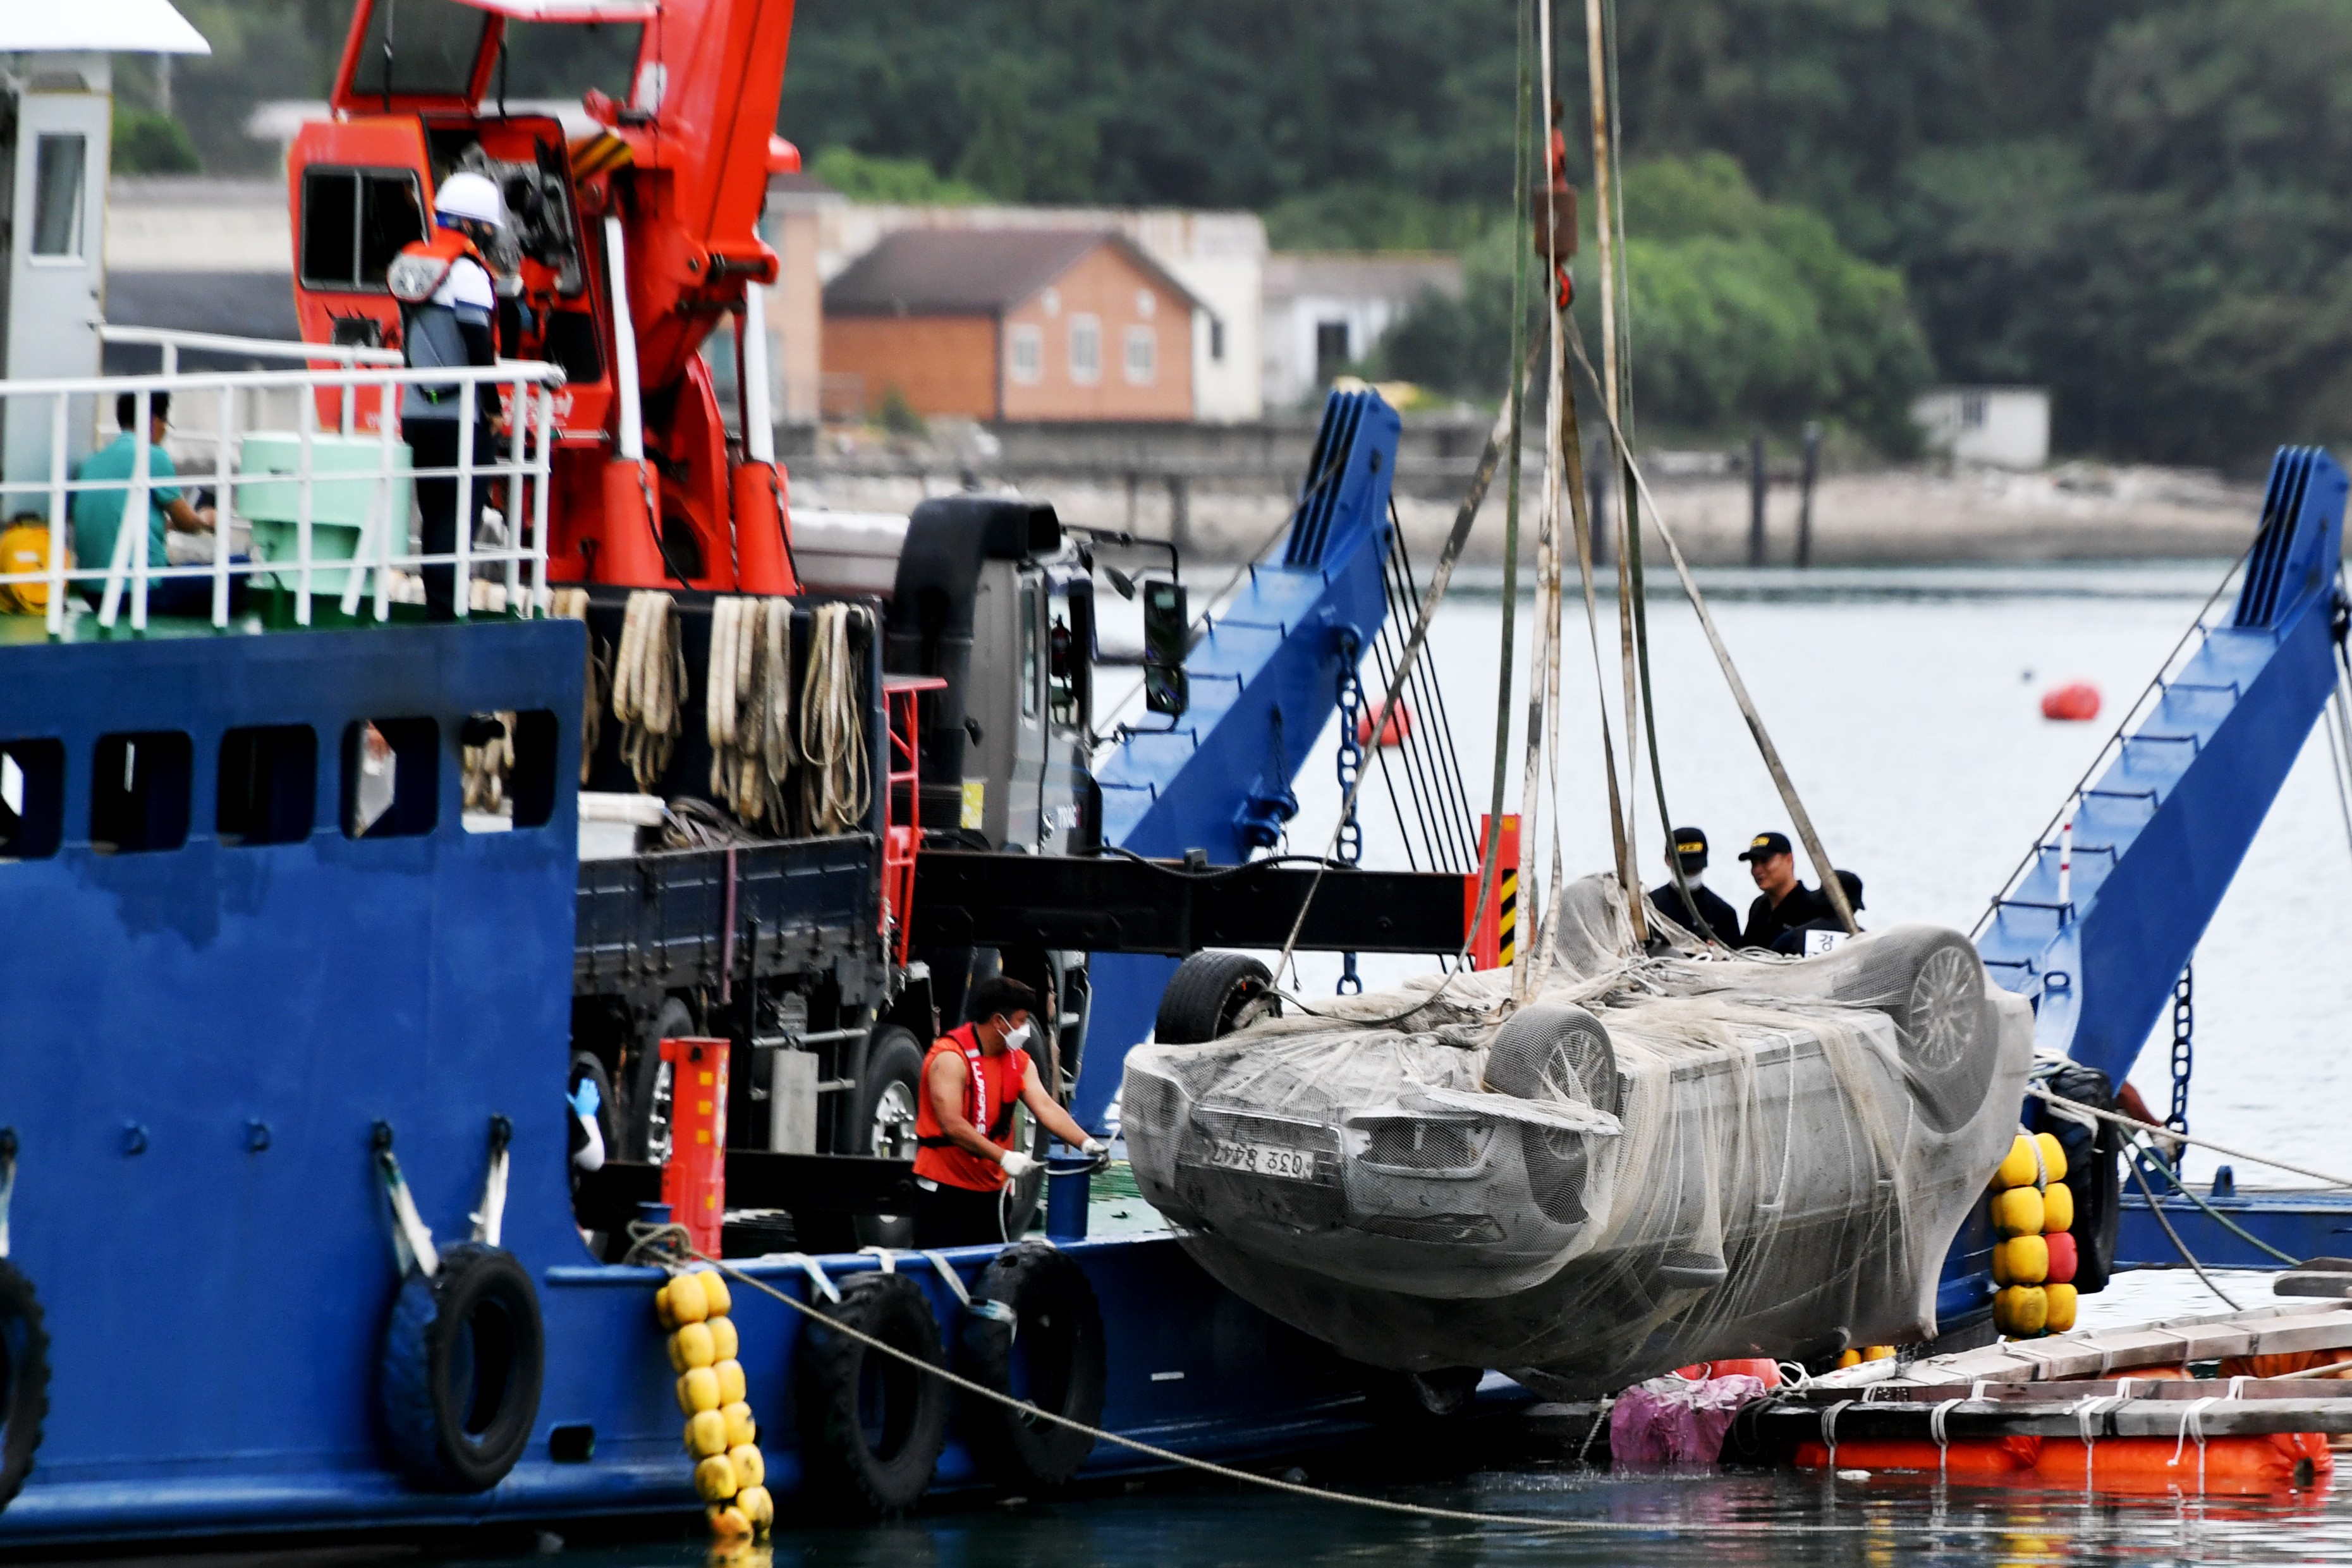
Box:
left=1334, top=634, right=1365, bottom=994
left=2167, top=961, right=2193, bottom=1136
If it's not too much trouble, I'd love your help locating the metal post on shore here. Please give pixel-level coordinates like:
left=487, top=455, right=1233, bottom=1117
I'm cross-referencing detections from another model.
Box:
left=1166, top=473, right=1191, bottom=554
left=1746, top=427, right=1767, bottom=566
left=1797, top=420, right=1820, bottom=568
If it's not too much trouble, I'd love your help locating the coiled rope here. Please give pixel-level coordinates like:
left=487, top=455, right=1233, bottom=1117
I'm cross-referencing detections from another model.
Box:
left=614, top=590, right=686, bottom=792
left=707, top=595, right=795, bottom=829
left=623, top=1226, right=2016, bottom=1540
left=799, top=602, right=870, bottom=836
left=550, top=587, right=607, bottom=782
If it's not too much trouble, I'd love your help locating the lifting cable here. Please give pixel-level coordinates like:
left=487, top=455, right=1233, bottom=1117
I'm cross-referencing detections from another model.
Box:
left=614, top=589, right=686, bottom=793
left=647, top=1231, right=2021, bottom=1541
left=1561, top=316, right=1859, bottom=937
left=1581, top=0, right=1648, bottom=951
left=2025, top=1084, right=2352, bottom=1189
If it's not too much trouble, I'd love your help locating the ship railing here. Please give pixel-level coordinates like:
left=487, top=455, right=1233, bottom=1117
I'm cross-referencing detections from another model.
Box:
left=0, top=348, right=563, bottom=636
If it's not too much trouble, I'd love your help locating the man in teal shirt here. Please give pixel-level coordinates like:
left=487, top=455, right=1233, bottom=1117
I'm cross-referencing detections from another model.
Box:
left=73, top=390, right=221, bottom=615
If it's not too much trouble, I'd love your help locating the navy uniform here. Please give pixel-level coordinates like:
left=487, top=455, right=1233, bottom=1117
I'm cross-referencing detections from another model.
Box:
left=1772, top=870, right=1865, bottom=956
left=1737, top=830, right=1827, bottom=951
left=1647, top=825, right=1741, bottom=944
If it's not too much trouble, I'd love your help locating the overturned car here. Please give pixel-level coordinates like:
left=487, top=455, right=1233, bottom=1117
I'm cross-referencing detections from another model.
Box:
left=1120, top=877, right=2032, bottom=1392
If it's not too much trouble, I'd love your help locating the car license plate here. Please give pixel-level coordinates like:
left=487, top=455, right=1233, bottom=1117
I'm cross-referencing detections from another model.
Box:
left=1205, top=1139, right=1316, bottom=1181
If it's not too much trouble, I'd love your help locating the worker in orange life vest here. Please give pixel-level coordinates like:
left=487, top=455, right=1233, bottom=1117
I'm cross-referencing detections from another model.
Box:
left=387, top=171, right=506, bottom=621
left=912, top=976, right=1105, bottom=1247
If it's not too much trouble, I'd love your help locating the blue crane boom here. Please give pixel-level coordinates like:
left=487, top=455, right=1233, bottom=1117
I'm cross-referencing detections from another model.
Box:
left=1072, top=391, right=1403, bottom=1130
left=1975, top=447, right=2347, bottom=1092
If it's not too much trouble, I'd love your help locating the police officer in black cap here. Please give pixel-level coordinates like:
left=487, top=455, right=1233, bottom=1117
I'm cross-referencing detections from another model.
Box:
left=1648, top=827, right=1742, bottom=945
left=1772, top=870, right=1865, bottom=956
left=1738, top=830, right=1827, bottom=951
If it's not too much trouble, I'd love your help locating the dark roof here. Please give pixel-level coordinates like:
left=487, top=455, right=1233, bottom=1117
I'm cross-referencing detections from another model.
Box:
left=104, top=270, right=300, bottom=372
left=824, top=228, right=1203, bottom=318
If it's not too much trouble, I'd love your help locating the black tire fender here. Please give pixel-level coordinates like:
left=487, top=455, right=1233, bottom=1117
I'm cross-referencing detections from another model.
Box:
left=379, top=1243, right=545, bottom=1492
left=795, top=1272, right=950, bottom=1517
left=1154, top=951, right=1279, bottom=1045
left=953, top=1241, right=1107, bottom=1488
left=0, top=1260, right=49, bottom=1513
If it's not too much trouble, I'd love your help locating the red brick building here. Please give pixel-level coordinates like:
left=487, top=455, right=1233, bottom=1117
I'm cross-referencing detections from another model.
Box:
left=821, top=229, right=1202, bottom=422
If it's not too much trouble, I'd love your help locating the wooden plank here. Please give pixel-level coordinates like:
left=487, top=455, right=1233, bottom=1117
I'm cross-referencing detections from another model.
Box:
left=1851, top=1306, right=2352, bottom=1387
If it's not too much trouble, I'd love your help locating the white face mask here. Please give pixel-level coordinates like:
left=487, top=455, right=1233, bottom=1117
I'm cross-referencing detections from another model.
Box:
left=1001, top=1018, right=1035, bottom=1052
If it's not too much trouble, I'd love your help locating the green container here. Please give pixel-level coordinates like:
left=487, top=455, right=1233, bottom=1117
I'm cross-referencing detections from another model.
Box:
left=236, top=432, right=415, bottom=594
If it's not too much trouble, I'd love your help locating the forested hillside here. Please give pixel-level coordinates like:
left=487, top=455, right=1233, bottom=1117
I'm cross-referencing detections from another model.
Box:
left=143, top=0, right=2352, bottom=465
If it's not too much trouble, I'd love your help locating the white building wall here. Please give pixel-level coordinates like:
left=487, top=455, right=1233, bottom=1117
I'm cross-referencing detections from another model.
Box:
left=1258, top=253, right=1462, bottom=413
left=1912, top=385, right=2050, bottom=470
left=815, top=204, right=1266, bottom=422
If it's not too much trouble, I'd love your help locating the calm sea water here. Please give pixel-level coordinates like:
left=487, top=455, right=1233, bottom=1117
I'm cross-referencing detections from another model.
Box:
left=212, top=566, right=2352, bottom=1567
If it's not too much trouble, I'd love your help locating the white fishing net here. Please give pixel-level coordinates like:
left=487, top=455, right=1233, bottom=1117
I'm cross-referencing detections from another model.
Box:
left=1121, top=874, right=2033, bottom=1390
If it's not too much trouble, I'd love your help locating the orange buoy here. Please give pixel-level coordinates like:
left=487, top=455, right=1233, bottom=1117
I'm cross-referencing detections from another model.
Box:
left=1674, top=1358, right=1781, bottom=1387
left=2041, top=683, right=2102, bottom=722
left=1794, top=1437, right=2040, bottom=1474
left=2033, top=1433, right=2331, bottom=1494
left=1355, top=698, right=1410, bottom=748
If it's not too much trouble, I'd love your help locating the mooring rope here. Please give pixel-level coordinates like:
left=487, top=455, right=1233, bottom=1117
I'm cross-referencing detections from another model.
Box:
left=629, top=1228, right=2019, bottom=1539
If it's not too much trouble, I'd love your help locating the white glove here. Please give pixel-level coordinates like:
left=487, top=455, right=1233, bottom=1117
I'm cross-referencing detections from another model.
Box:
left=1080, top=1137, right=1108, bottom=1158
left=998, top=1149, right=1039, bottom=1179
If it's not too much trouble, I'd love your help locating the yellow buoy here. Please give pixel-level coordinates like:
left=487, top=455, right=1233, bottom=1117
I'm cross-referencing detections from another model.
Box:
left=669, top=1320, right=717, bottom=1371
left=693, top=1452, right=740, bottom=1502
left=1994, top=1134, right=2039, bottom=1189
left=714, top=1358, right=747, bottom=1406
left=695, top=1269, right=733, bottom=1318
left=686, top=1408, right=731, bottom=1459
left=1863, top=1345, right=1896, bottom=1362
left=664, top=1272, right=712, bottom=1327
left=676, top=1366, right=721, bottom=1415
left=2042, top=1179, right=2075, bottom=1234
left=2034, top=1133, right=2068, bottom=1185
left=709, top=1315, right=741, bottom=1363
left=707, top=1504, right=753, bottom=1540
left=1835, top=1349, right=1862, bottom=1369
left=1992, top=1185, right=2045, bottom=1238
left=1996, top=1284, right=2049, bottom=1337
left=729, top=1443, right=765, bottom=1489
left=736, top=1485, right=774, bottom=1531
left=2045, top=1282, right=2079, bottom=1334
left=2000, top=1234, right=2049, bottom=1285
left=722, top=1400, right=757, bottom=1448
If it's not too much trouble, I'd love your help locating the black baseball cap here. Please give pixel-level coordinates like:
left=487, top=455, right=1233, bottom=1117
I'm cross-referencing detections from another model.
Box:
left=1738, top=831, right=1793, bottom=863
left=1669, top=826, right=1708, bottom=870
left=1833, top=869, right=1864, bottom=910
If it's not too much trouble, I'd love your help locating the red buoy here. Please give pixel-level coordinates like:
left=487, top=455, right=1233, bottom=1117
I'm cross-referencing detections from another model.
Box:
left=1356, top=698, right=1411, bottom=748
left=2041, top=682, right=2102, bottom=722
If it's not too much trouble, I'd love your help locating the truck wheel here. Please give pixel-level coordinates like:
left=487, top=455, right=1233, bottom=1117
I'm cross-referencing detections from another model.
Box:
left=625, top=997, right=693, bottom=1164
left=1837, top=929, right=1999, bottom=1133
left=853, top=1027, right=925, bottom=1249
left=1154, top=952, right=1279, bottom=1045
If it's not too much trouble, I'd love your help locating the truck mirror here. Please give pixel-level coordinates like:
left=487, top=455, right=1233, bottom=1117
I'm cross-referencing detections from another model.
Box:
left=1143, top=581, right=1188, bottom=717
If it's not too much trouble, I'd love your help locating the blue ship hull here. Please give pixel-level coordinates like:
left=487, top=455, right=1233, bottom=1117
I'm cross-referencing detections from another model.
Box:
left=0, top=619, right=1401, bottom=1545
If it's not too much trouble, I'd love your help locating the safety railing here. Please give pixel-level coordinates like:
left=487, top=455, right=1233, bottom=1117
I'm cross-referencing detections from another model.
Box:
left=0, top=348, right=563, bottom=636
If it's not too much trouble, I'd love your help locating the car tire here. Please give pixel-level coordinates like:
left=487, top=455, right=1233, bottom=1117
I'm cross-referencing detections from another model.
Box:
left=1482, top=1004, right=1615, bottom=1226
left=1837, top=928, right=1999, bottom=1133
left=1154, top=952, right=1279, bottom=1045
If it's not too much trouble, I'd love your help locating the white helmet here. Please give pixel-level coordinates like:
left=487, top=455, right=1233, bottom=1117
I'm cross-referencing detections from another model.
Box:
left=434, top=171, right=504, bottom=228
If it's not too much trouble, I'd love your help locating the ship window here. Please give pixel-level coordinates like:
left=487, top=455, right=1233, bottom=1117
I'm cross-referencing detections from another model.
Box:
left=31, top=135, right=87, bottom=258
left=300, top=167, right=427, bottom=294
left=217, top=726, right=317, bottom=846
left=460, top=709, right=558, bottom=832
left=0, top=739, right=64, bottom=861
left=90, top=731, right=193, bottom=855
left=344, top=718, right=439, bottom=839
